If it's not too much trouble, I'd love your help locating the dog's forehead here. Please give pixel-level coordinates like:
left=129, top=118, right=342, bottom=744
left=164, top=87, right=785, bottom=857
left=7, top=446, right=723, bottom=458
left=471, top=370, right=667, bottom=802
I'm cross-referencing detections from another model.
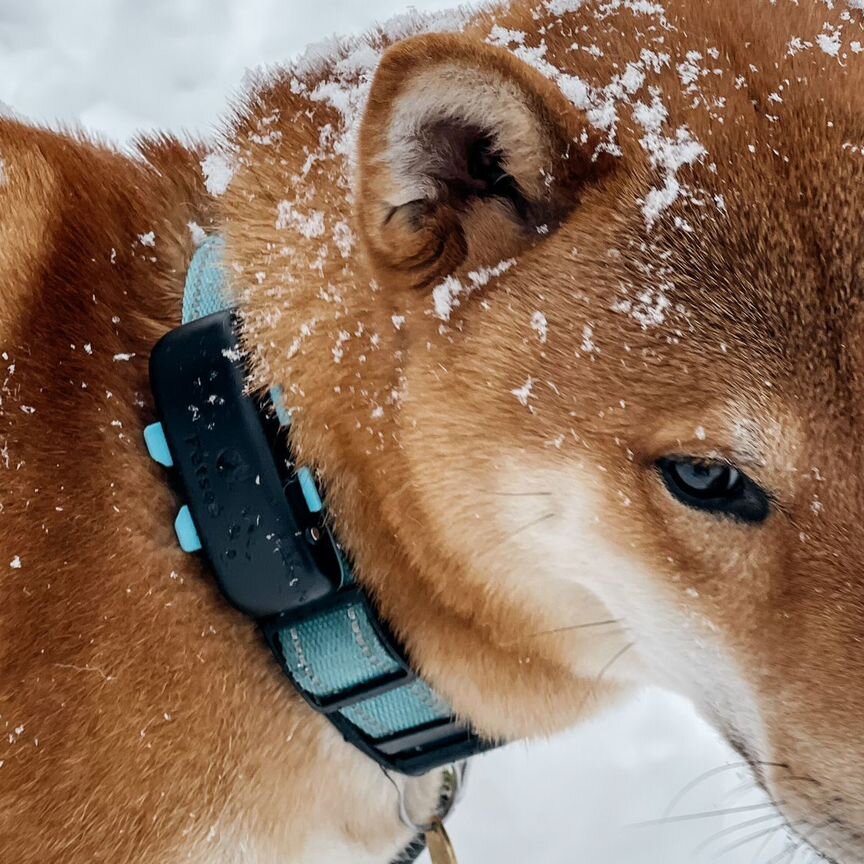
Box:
left=525, top=129, right=864, bottom=458
left=596, top=111, right=864, bottom=396
left=538, top=0, right=864, bottom=381
left=676, top=150, right=864, bottom=377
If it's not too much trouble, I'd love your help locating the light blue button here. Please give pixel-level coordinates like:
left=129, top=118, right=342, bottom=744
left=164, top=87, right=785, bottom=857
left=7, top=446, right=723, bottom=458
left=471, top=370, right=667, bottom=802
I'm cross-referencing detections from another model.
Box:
left=174, top=505, right=202, bottom=553
left=144, top=422, right=174, bottom=468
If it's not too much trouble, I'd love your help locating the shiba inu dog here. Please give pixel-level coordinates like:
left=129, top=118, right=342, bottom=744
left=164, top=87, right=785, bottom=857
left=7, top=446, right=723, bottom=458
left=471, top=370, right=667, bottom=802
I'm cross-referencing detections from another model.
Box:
left=2, top=0, right=864, bottom=861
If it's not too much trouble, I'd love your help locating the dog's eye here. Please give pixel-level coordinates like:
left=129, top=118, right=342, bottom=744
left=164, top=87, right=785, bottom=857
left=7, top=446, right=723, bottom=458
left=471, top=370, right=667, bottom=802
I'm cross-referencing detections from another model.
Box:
left=657, top=457, right=771, bottom=524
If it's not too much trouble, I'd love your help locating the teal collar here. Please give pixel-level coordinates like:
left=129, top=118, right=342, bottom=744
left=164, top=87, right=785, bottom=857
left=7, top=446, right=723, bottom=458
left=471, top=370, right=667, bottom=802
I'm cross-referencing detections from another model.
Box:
left=143, top=236, right=493, bottom=776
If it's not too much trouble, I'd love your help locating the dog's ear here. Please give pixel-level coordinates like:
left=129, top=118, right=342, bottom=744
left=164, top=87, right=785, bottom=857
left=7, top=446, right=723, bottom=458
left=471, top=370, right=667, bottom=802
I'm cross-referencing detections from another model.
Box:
left=356, top=33, right=611, bottom=291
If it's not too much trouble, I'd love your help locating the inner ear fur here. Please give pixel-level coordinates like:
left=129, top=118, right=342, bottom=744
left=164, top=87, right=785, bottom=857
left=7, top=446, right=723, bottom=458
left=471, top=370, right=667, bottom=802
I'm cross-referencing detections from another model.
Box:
left=357, top=33, right=609, bottom=291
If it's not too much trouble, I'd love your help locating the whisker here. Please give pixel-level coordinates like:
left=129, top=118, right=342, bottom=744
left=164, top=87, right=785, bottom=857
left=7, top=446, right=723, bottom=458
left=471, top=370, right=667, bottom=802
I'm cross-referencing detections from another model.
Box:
left=750, top=820, right=796, bottom=864
left=766, top=838, right=800, bottom=864
left=632, top=801, right=784, bottom=828
left=508, top=511, right=557, bottom=539
left=776, top=819, right=834, bottom=864
left=574, top=639, right=637, bottom=717
left=595, top=640, right=635, bottom=683
left=762, top=827, right=816, bottom=864
left=512, top=618, right=625, bottom=643
left=475, top=489, right=554, bottom=498
left=719, top=778, right=761, bottom=804
left=694, top=812, right=785, bottom=856
left=664, top=762, right=755, bottom=818
left=474, top=511, right=556, bottom=561
left=663, top=760, right=788, bottom=818
left=712, top=819, right=790, bottom=859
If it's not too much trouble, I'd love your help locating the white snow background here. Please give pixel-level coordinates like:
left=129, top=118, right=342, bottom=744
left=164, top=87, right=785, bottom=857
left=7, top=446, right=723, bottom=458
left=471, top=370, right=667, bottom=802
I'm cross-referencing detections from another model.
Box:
left=0, top=2, right=792, bottom=862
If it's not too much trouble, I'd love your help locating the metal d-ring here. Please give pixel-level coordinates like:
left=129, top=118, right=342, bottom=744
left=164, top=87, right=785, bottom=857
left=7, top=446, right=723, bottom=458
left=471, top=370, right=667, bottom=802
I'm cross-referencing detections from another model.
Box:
left=382, top=762, right=469, bottom=834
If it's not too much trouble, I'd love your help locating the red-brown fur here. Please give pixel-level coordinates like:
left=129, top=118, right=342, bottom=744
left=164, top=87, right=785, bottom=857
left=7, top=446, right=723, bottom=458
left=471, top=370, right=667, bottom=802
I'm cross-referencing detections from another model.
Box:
left=3, top=0, right=864, bottom=861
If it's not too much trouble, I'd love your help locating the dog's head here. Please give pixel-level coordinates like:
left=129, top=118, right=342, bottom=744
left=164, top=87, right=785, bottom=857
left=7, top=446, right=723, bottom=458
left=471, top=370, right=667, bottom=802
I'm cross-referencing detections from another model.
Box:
left=344, top=2, right=864, bottom=858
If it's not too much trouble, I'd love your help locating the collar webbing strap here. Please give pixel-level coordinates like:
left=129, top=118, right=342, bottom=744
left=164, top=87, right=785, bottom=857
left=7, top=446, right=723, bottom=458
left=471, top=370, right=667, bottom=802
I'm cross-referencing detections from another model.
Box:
left=182, top=235, right=233, bottom=323
left=145, top=237, right=493, bottom=775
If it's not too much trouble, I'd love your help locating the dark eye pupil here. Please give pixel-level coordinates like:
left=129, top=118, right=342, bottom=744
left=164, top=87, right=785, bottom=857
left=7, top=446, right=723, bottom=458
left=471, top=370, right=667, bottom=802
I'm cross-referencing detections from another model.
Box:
left=672, top=461, right=738, bottom=497
left=657, top=457, right=770, bottom=524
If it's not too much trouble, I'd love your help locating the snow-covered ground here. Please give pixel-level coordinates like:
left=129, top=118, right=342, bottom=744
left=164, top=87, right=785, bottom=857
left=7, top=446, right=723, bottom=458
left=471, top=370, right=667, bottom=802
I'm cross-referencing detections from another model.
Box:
left=0, top=2, right=791, bottom=862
